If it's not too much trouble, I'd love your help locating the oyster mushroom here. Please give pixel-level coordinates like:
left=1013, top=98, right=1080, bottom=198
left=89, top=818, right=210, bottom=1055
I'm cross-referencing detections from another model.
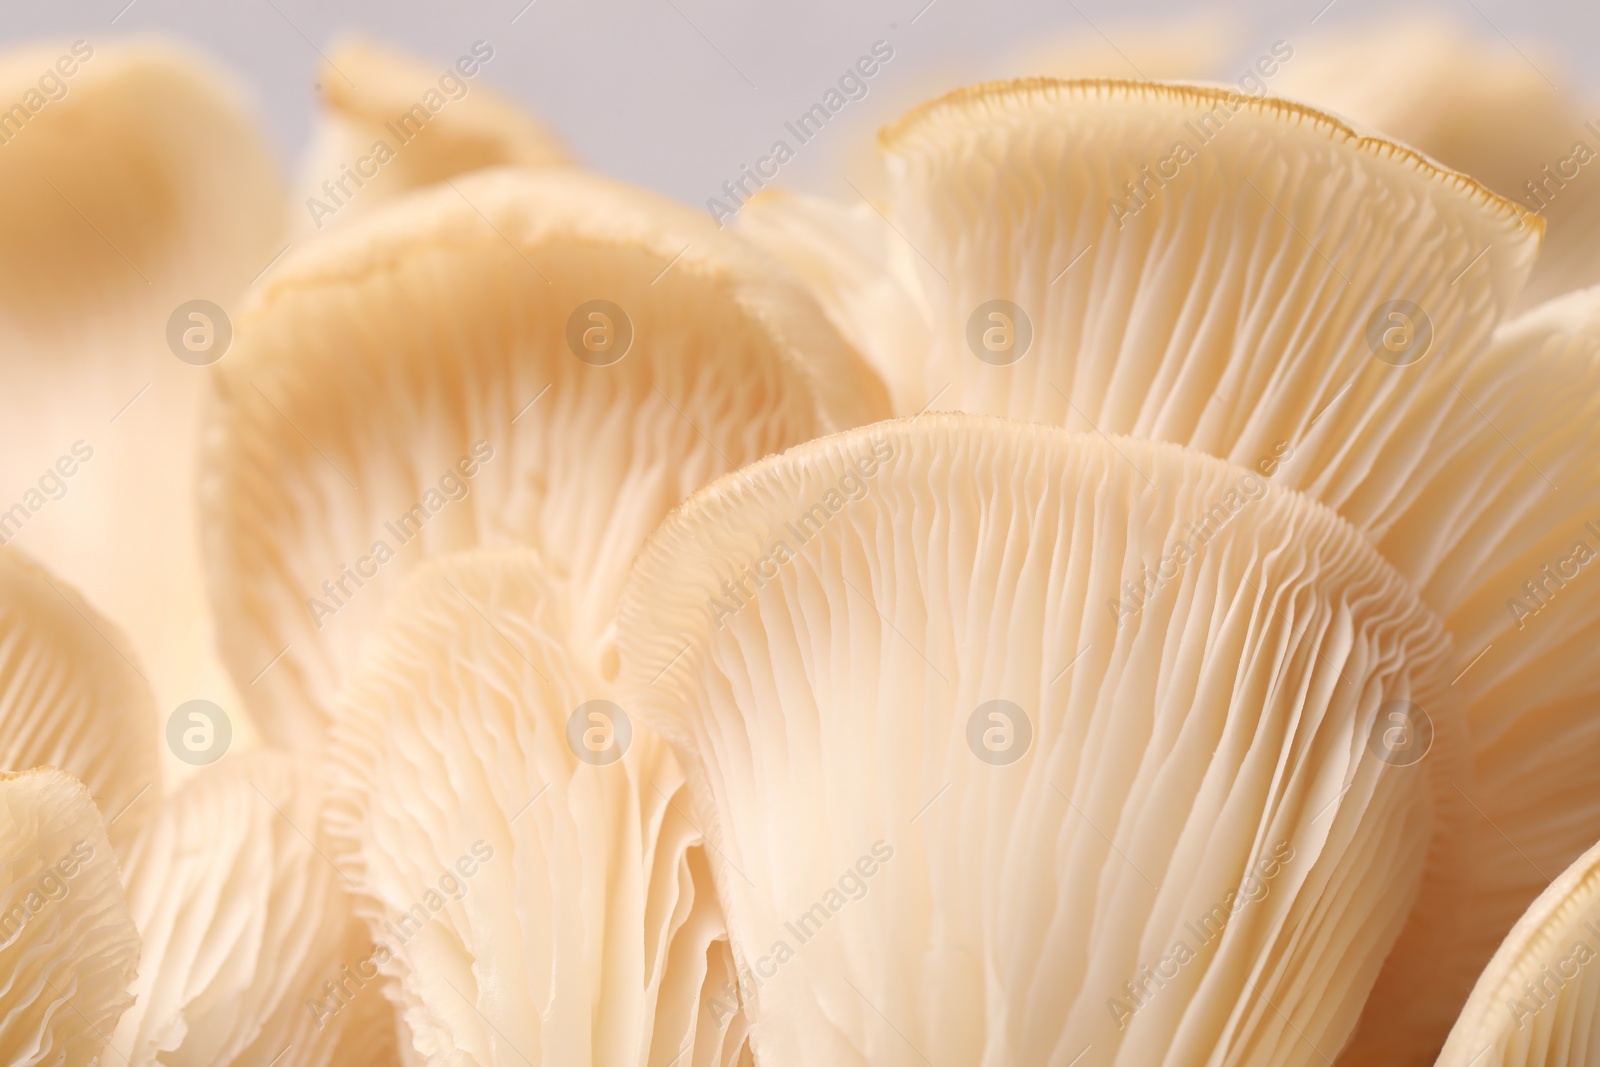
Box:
left=1338, top=284, right=1600, bottom=1055
left=1437, top=834, right=1600, bottom=1066
left=111, top=751, right=398, bottom=1067
left=0, top=37, right=284, bottom=723
left=202, top=165, right=888, bottom=751
left=0, top=767, right=140, bottom=1067
left=325, top=549, right=745, bottom=1066
left=741, top=79, right=1540, bottom=490
left=0, top=36, right=283, bottom=342
left=0, top=547, right=160, bottom=846
left=1271, top=12, right=1598, bottom=312
left=618, top=415, right=1461, bottom=1066
left=293, top=37, right=569, bottom=236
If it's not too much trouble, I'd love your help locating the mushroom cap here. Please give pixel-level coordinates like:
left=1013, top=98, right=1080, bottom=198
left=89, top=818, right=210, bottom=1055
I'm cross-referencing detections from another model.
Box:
left=618, top=414, right=1461, bottom=1065
left=745, top=78, right=1540, bottom=553
left=0, top=546, right=159, bottom=846
left=1271, top=11, right=1592, bottom=312
left=1341, top=284, right=1600, bottom=1057
left=111, top=751, right=396, bottom=1067
left=325, top=548, right=743, bottom=1065
left=293, top=37, right=569, bottom=236
left=0, top=36, right=283, bottom=340
left=0, top=766, right=140, bottom=1067
left=1437, top=834, right=1600, bottom=1066
left=201, top=165, right=889, bottom=750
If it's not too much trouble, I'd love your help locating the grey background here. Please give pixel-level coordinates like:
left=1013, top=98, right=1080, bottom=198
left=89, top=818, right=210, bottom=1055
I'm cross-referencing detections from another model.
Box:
left=5, top=0, right=1596, bottom=219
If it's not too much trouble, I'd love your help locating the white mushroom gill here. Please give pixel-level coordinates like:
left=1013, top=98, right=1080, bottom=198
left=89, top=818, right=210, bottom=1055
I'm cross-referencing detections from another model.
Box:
left=325, top=549, right=745, bottom=1066
left=202, top=166, right=889, bottom=751
left=0, top=767, right=139, bottom=1067
left=618, top=414, right=1461, bottom=1067
left=0, top=547, right=160, bottom=848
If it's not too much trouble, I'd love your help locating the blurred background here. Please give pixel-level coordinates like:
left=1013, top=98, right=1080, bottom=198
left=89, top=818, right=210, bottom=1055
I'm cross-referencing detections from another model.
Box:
left=5, top=0, right=1597, bottom=212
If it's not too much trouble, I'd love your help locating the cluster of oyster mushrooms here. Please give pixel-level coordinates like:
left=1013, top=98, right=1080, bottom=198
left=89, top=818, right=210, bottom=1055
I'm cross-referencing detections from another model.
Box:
left=3, top=19, right=1600, bottom=1067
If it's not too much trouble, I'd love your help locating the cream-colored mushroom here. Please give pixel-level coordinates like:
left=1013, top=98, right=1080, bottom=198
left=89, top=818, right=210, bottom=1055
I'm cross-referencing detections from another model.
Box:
left=292, top=37, right=569, bottom=236
left=0, top=767, right=140, bottom=1067
left=618, top=414, right=1461, bottom=1066
left=111, top=752, right=399, bottom=1067
left=0, top=36, right=283, bottom=340
left=1436, top=835, right=1600, bottom=1066
left=743, top=81, right=1540, bottom=496
left=1336, top=284, right=1600, bottom=1060
left=202, top=165, right=888, bottom=751
left=0, top=37, right=284, bottom=728
left=1272, top=12, right=1596, bottom=312
left=0, top=547, right=159, bottom=846
left=325, top=549, right=745, bottom=1066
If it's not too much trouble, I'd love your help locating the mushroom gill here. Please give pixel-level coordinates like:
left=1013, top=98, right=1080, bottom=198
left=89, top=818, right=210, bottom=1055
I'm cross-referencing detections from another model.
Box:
left=325, top=549, right=745, bottom=1066
left=618, top=415, right=1461, bottom=1066
left=0, top=547, right=159, bottom=847
left=201, top=165, right=889, bottom=751
left=0, top=767, right=140, bottom=1067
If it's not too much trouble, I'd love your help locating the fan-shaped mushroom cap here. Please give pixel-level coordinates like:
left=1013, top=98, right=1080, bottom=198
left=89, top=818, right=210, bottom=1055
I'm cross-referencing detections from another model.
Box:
left=0, top=37, right=283, bottom=339
left=325, top=549, right=743, bottom=1065
left=293, top=38, right=569, bottom=236
left=0, top=38, right=283, bottom=724
left=617, top=414, right=1462, bottom=1066
left=1437, top=835, right=1600, bottom=1066
left=202, top=166, right=888, bottom=751
left=0, top=547, right=159, bottom=845
left=0, top=767, right=139, bottom=1067
left=745, top=79, right=1539, bottom=522
left=1271, top=12, right=1593, bottom=312
left=738, top=189, right=932, bottom=412
left=1338, top=285, right=1600, bottom=1057
left=111, top=752, right=398, bottom=1067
